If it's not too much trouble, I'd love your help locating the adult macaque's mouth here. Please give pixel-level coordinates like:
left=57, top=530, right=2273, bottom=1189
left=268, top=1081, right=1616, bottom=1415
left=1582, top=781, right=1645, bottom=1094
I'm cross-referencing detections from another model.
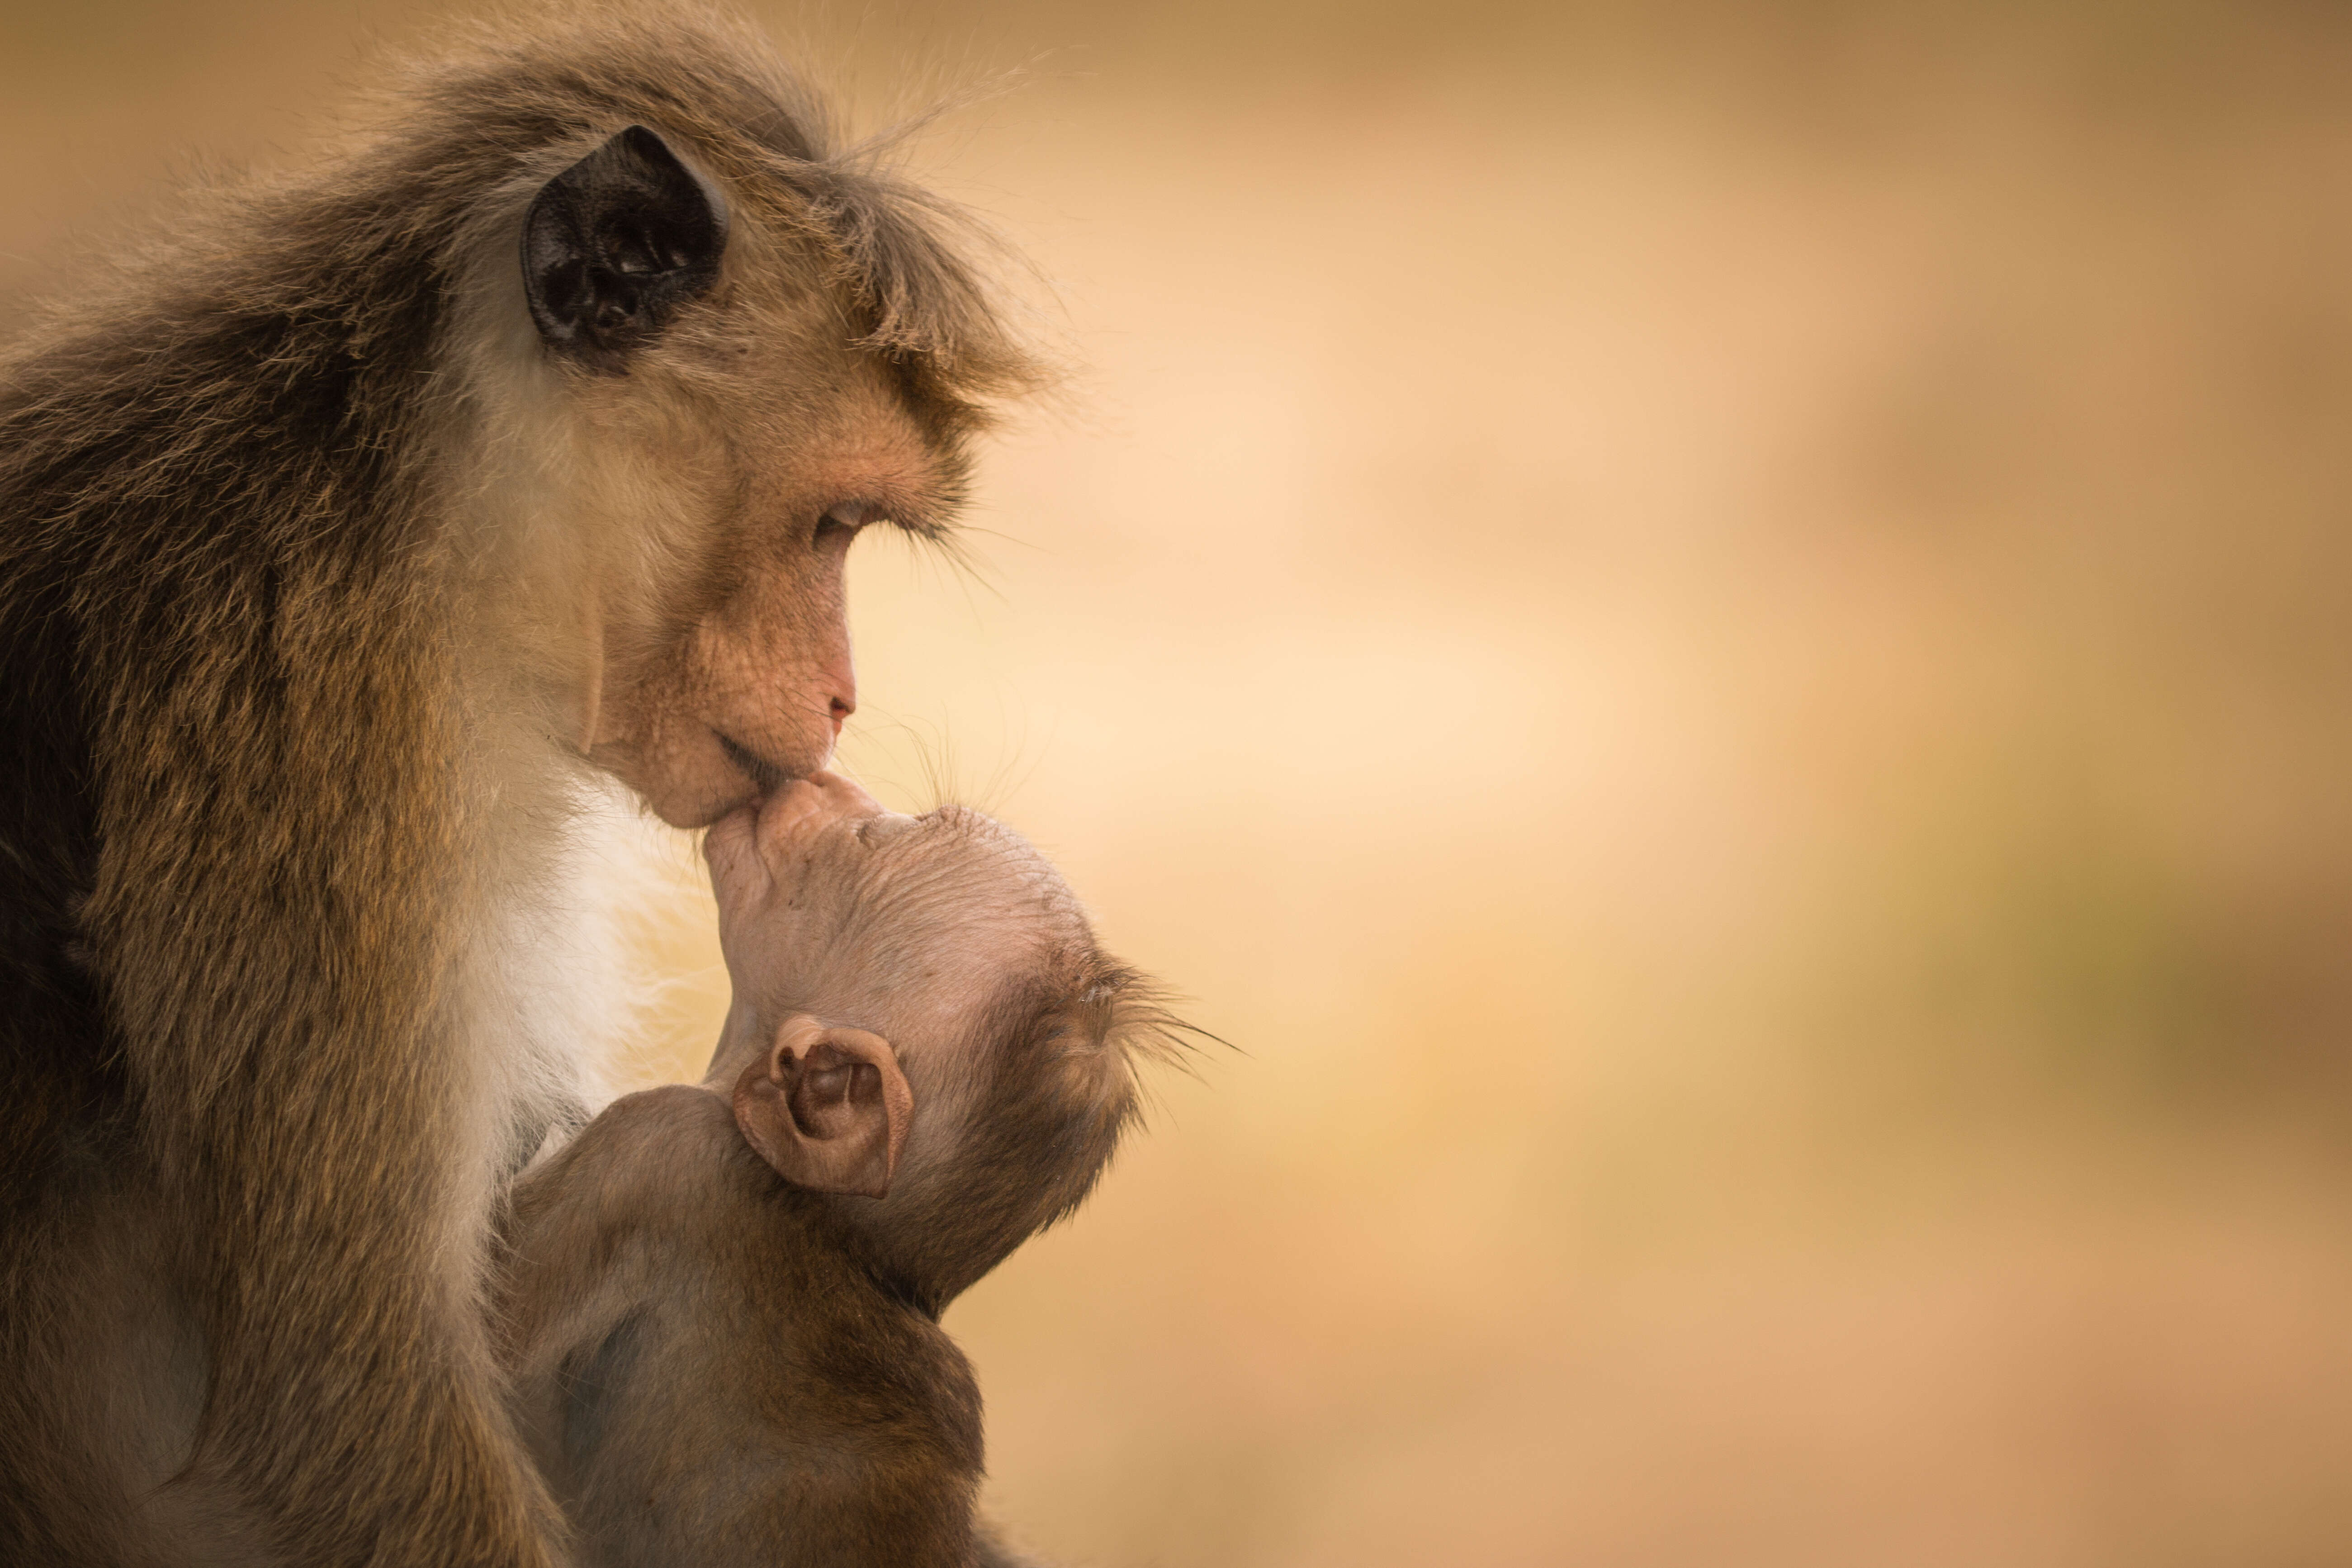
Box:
left=717, top=732, right=790, bottom=796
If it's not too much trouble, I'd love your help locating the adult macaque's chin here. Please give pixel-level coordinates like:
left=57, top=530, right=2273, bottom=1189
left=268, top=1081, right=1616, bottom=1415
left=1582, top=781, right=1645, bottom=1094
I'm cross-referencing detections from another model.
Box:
left=594, top=740, right=764, bottom=830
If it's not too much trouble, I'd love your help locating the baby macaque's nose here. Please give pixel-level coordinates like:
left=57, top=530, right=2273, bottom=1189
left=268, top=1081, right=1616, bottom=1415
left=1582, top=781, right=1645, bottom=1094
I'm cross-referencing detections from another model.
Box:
left=754, top=769, right=885, bottom=856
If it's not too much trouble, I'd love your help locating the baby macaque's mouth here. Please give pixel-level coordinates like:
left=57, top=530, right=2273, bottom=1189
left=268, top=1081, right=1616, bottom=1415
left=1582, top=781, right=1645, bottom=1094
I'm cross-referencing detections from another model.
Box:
left=717, top=732, right=790, bottom=796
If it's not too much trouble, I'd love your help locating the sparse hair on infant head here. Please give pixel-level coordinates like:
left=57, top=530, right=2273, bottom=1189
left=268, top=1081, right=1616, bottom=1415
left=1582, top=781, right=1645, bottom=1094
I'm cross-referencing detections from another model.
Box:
left=496, top=773, right=1191, bottom=1568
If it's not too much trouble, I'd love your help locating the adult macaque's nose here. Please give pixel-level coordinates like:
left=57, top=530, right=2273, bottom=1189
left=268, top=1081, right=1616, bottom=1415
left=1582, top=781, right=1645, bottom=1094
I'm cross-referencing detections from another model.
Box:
left=823, top=655, right=857, bottom=739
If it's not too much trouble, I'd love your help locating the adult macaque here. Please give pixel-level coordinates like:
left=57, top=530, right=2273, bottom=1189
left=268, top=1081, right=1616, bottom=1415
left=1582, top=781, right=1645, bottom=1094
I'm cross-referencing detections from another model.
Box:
left=498, top=773, right=1184, bottom=1567
left=0, top=13, right=1038, bottom=1563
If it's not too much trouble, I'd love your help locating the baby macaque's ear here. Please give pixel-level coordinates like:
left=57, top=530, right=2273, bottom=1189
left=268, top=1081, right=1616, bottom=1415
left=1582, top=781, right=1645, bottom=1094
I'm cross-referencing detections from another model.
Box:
left=732, top=1016, right=913, bottom=1199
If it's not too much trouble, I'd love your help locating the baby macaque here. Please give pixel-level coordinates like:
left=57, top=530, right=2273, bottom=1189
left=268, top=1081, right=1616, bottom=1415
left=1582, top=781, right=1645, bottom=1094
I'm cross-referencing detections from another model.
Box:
left=496, top=773, right=1182, bottom=1567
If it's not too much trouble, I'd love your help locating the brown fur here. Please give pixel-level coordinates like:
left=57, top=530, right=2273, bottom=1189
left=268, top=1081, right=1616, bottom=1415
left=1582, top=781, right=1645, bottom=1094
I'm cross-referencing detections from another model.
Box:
left=0, top=10, right=1037, bottom=1564
left=497, top=782, right=1187, bottom=1567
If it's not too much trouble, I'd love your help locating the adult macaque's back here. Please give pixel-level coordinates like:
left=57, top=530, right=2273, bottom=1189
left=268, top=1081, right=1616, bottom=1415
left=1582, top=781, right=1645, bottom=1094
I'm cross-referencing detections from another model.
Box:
left=0, top=13, right=1036, bottom=1563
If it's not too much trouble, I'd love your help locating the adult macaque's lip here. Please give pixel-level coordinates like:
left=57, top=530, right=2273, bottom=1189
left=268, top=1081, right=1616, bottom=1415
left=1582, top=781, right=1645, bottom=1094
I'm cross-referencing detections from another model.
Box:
left=716, top=731, right=791, bottom=798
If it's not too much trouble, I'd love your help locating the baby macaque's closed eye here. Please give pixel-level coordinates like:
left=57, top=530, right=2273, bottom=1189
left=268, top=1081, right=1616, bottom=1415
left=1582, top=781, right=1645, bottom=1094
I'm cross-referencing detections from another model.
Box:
left=732, top=1016, right=913, bottom=1200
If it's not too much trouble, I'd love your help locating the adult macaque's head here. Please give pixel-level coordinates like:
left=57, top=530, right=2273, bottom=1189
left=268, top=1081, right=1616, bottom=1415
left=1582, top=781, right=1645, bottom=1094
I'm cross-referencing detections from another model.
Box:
left=455, top=92, right=1036, bottom=828
left=702, top=774, right=1184, bottom=1312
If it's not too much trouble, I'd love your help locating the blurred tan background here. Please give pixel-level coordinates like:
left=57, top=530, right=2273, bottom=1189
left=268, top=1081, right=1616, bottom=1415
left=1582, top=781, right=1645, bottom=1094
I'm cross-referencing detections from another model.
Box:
left=8, top=1, right=2352, bottom=1563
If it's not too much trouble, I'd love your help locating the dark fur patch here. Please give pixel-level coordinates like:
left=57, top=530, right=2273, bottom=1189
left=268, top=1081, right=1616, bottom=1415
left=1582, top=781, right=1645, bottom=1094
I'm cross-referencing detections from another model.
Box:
left=558, top=1308, right=646, bottom=1469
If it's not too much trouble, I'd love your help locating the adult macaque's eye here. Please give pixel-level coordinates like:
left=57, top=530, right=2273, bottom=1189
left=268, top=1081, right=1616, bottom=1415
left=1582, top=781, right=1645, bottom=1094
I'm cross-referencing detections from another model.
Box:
left=813, top=505, right=873, bottom=548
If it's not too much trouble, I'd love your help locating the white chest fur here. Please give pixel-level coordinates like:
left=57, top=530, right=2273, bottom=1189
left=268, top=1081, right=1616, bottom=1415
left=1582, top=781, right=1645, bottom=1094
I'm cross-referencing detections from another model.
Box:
left=456, top=771, right=715, bottom=1181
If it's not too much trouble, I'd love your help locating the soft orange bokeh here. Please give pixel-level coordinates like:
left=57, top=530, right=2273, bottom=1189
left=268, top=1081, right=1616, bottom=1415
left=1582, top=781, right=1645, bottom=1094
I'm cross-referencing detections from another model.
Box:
left=8, top=3, right=2352, bottom=1563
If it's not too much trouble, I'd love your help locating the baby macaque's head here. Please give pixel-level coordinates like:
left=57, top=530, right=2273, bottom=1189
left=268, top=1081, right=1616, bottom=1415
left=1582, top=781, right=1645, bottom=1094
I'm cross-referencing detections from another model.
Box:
left=701, top=773, right=1183, bottom=1312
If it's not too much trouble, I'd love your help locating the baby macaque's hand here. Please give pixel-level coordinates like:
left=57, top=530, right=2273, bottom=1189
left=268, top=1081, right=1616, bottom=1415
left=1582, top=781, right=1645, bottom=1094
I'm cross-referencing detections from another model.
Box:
left=703, top=773, right=913, bottom=1198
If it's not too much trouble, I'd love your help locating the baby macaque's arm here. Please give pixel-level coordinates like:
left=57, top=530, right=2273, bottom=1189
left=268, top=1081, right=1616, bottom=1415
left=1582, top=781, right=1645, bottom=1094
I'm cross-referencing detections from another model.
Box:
left=495, top=1085, right=738, bottom=1498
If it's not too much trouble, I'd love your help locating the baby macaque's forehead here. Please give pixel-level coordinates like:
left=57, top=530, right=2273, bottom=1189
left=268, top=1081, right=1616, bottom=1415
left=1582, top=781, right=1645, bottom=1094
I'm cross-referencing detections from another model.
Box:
left=782, top=804, right=1100, bottom=1070
left=884, top=810, right=1077, bottom=923
left=815, top=804, right=1089, bottom=962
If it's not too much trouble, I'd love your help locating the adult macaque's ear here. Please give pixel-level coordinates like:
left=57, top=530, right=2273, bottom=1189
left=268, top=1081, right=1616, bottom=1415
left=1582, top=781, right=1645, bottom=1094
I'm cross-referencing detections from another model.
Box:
left=733, top=1016, right=912, bottom=1199
left=522, top=124, right=727, bottom=369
